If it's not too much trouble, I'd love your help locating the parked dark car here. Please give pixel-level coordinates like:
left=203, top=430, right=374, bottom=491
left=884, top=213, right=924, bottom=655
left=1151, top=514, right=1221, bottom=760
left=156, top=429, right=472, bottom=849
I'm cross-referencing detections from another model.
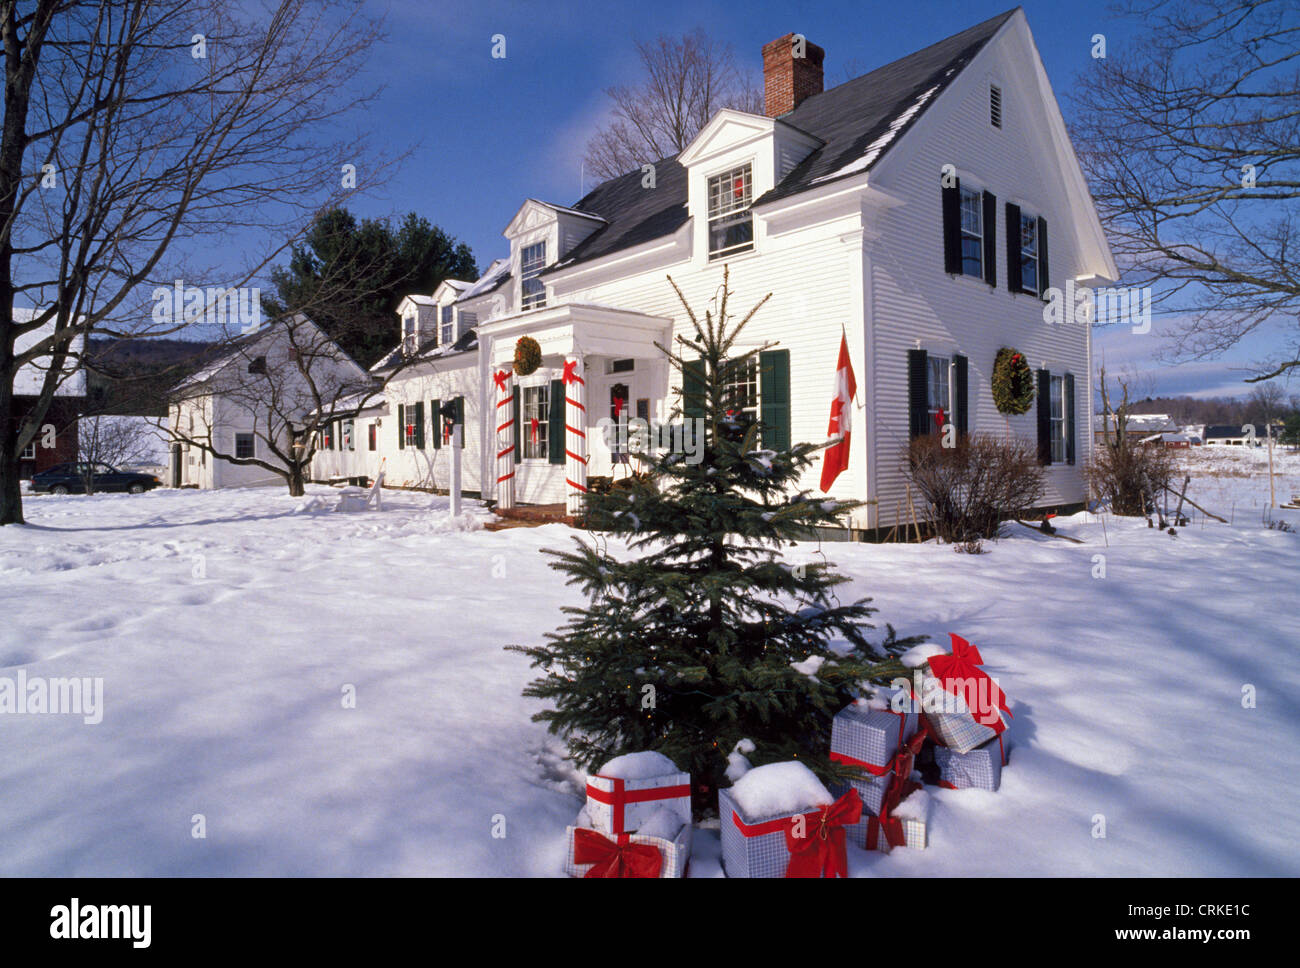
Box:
left=29, top=462, right=162, bottom=495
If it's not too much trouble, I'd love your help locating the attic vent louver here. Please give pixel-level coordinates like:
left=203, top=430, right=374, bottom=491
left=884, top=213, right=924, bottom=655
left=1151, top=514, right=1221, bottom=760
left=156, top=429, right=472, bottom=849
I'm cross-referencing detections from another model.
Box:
left=990, top=84, right=1003, bottom=128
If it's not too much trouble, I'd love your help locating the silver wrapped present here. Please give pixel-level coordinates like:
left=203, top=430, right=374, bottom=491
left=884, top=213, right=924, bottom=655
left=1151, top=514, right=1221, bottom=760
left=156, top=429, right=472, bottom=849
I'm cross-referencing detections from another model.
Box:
left=935, top=736, right=1004, bottom=791
left=830, top=703, right=919, bottom=775
left=564, top=817, right=692, bottom=878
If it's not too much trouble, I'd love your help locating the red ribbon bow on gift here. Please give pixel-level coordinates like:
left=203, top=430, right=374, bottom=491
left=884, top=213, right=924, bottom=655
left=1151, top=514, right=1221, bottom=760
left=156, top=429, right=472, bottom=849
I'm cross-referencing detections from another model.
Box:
left=926, top=633, right=1012, bottom=729
left=867, top=777, right=923, bottom=851
left=493, top=369, right=510, bottom=393
left=783, top=788, right=862, bottom=878
left=572, top=828, right=663, bottom=878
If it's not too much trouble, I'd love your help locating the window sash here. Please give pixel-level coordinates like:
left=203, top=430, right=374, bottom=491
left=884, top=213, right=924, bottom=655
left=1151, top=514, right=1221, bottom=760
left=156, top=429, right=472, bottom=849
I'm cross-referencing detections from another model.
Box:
left=522, top=385, right=549, bottom=459
left=959, top=188, right=982, bottom=278
left=1050, top=375, right=1065, bottom=463
left=235, top=433, right=255, bottom=459
left=928, top=356, right=951, bottom=430
left=723, top=357, right=759, bottom=422
left=521, top=242, right=546, bottom=310
left=342, top=419, right=354, bottom=451
left=1020, top=214, right=1039, bottom=294
left=708, top=165, right=754, bottom=257
left=441, top=306, right=454, bottom=345
left=21, top=440, right=36, bottom=460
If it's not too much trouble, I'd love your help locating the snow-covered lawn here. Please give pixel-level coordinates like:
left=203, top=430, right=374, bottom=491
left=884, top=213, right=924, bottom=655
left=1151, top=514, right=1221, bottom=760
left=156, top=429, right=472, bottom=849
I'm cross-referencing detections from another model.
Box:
left=1, top=478, right=1297, bottom=876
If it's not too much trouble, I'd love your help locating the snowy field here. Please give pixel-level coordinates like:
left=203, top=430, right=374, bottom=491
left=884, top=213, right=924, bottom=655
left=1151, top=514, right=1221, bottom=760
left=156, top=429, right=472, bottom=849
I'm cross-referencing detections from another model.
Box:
left=1, top=463, right=1298, bottom=877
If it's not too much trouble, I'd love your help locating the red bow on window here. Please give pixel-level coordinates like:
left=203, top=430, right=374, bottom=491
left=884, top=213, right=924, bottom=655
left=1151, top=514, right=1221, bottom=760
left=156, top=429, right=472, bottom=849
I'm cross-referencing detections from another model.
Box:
left=933, top=407, right=947, bottom=432
left=613, top=397, right=626, bottom=417
left=443, top=421, right=452, bottom=444
left=530, top=417, right=539, bottom=444
left=572, top=828, right=663, bottom=878
left=733, top=176, right=745, bottom=199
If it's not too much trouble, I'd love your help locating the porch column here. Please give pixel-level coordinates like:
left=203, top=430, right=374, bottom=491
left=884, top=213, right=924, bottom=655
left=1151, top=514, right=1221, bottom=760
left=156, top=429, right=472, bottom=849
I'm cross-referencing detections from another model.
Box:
left=494, top=367, right=516, bottom=509
left=562, top=355, right=587, bottom=516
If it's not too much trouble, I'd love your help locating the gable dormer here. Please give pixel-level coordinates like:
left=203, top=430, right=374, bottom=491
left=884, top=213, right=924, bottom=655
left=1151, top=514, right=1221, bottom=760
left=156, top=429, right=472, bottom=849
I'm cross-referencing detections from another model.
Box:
left=677, top=109, right=822, bottom=265
left=503, top=199, right=605, bottom=313
left=395, top=294, right=437, bottom=354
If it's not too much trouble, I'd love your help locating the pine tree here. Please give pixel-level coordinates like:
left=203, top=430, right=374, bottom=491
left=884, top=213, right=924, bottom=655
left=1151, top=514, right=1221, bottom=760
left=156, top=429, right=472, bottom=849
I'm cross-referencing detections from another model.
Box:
left=508, top=268, right=921, bottom=815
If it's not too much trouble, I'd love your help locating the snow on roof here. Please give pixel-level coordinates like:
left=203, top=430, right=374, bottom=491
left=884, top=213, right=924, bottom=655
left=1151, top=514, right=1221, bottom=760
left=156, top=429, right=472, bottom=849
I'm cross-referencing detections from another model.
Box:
left=1093, top=413, right=1179, bottom=434
left=811, top=83, right=940, bottom=183
left=457, top=258, right=511, bottom=302
left=402, top=295, right=437, bottom=306
left=444, top=279, right=473, bottom=291
left=13, top=307, right=86, bottom=397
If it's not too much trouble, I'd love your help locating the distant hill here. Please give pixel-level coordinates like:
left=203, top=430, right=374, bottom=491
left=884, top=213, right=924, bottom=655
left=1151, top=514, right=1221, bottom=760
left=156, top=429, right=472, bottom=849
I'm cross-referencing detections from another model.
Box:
left=85, top=337, right=222, bottom=416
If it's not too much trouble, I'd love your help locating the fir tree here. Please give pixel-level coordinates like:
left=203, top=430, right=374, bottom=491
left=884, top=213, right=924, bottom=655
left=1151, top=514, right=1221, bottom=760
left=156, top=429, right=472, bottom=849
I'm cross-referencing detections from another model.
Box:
left=509, top=268, right=921, bottom=814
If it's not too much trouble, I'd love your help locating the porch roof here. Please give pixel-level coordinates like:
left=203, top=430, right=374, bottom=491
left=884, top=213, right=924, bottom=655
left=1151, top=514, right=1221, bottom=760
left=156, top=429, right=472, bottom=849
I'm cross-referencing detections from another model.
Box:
left=478, top=302, right=673, bottom=367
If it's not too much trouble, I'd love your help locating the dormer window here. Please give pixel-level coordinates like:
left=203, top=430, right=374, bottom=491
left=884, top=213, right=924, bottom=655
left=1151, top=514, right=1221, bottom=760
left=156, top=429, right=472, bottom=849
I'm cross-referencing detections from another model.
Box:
left=441, top=305, right=454, bottom=345
left=521, top=242, right=547, bottom=310
left=708, top=164, right=753, bottom=259
left=403, top=315, right=418, bottom=354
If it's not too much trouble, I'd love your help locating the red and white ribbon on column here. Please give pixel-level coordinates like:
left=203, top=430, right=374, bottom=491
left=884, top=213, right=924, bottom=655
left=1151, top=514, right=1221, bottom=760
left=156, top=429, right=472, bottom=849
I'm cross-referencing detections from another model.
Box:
left=494, top=367, right=516, bottom=509
left=562, top=355, right=587, bottom=516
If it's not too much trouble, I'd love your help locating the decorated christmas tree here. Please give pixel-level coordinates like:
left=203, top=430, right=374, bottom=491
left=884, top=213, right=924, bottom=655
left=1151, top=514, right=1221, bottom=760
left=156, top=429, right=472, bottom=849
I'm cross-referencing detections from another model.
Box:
left=509, top=268, right=920, bottom=814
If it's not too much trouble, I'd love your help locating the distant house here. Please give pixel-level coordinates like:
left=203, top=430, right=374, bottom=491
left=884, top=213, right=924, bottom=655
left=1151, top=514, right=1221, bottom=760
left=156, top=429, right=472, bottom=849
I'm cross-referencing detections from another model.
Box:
left=1204, top=423, right=1280, bottom=447
left=1093, top=413, right=1179, bottom=446
left=13, top=308, right=85, bottom=479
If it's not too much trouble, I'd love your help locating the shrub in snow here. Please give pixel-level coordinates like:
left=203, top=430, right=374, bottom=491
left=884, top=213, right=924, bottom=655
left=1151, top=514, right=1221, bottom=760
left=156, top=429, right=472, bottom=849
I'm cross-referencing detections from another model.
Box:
left=904, top=433, right=1045, bottom=542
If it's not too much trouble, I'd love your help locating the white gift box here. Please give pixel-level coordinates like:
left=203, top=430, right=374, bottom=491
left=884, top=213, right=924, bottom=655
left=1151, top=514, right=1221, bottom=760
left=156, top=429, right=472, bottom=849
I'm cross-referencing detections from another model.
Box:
left=935, top=735, right=1005, bottom=791
left=584, top=752, right=692, bottom=835
left=564, top=814, right=692, bottom=878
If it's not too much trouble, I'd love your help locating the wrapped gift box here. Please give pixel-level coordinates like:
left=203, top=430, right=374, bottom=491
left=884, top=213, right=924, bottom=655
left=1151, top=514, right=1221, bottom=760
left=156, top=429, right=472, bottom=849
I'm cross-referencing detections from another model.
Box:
left=916, top=634, right=1011, bottom=754
left=866, top=783, right=929, bottom=853
left=831, top=767, right=894, bottom=817
left=564, top=808, right=692, bottom=878
left=830, top=703, right=919, bottom=776
left=934, top=736, right=1005, bottom=791
left=584, top=751, right=692, bottom=835
left=719, top=763, right=861, bottom=878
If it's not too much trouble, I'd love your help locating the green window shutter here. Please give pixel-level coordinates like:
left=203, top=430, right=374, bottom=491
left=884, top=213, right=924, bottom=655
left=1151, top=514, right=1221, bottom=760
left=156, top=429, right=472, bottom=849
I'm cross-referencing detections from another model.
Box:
left=548, top=380, right=565, bottom=464
left=941, top=177, right=961, bottom=274
left=1064, top=372, right=1076, bottom=465
left=1036, top=369, right=1052, bottom=465
left=431, top=399, right=441, bottom=449
left=513, top=393, right=521, bottom=462
left=982, top=190, right=997, bottom=287
left=397, top=405, right=405, bottom=450
left=1005, top=203, right=1023, bottom=293
left=683, top=357, right=706, bottom=420
left=1037, top=216, right=1050, bottom=299
left=908, top=349, right=929, bottom=439
left=414, top=401, right=425, bottom=450
left=759, top=349, right=790, bottom=452
left=456, top=396, right=466, bottom=449
left=953, top=354, right=969, bottom=437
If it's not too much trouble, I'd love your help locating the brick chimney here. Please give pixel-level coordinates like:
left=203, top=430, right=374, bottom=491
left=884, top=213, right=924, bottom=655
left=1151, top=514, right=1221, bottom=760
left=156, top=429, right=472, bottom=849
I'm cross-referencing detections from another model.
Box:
left=761, top=33, right=825, bottom=117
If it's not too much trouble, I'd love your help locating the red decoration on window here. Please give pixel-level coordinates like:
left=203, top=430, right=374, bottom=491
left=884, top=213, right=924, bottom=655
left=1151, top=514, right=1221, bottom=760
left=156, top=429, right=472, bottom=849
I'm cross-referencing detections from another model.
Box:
left=733, top=176, right=744, bottom=199
left=613, top=397, right=627, bottom=417
left=933, top=407, right=947, bottom=432
left=530, top=417, right=539, bottom=444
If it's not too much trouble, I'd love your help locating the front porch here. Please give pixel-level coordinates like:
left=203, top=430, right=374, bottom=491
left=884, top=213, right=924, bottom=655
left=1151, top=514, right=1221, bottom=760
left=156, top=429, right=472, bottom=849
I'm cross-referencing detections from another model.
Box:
left=478, top=302, right=674, bottom=512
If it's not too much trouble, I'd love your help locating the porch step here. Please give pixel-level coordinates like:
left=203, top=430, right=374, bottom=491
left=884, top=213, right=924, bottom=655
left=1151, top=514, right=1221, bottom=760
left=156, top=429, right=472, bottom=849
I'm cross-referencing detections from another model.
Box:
left=492, top=502, right=578, bottom=527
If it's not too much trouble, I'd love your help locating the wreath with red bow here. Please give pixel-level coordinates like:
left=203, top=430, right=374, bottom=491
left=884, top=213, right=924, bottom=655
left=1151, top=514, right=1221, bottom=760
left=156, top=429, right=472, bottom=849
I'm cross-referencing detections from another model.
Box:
left=513, top=336, right=542, bottom=376
left=991, top=346, right=1035, bottom=415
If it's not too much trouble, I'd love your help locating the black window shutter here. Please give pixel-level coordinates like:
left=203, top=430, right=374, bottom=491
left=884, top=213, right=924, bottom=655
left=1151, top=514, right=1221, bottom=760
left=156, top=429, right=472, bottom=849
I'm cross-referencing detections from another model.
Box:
left=548, top=379, right=565, bottom=464
left=397, top=404, right=405, bottom=450
left=431, top=398, right=441, bottom=450
left=908, top=349, right=929, bottom=439
left=1036, top=368, right=1052, bottom=465
left=414, top=401, right=425, bottom=449
left=982, top=191, right=997, bottom=287
left=1037, top=216, right=1049, bottom=299
left=683, top=358, right=706, bottom=420
left=456, top=396, right=466, bottom=449
left=953, top=354, right=968, bottom=437
left=1064, top=372, right=1076, bottom=465
left=513, top=394, right=521, bottom=462
left=1005, top=202, right=1022, bottom=293
left=941, top=178, right=961, bottom=274
left=759, top=349, right=791, bottom=452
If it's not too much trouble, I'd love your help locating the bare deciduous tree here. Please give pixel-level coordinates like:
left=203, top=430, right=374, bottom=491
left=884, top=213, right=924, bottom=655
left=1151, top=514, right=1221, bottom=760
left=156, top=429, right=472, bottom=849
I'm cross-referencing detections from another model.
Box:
left=1, top=0, right=386, bottom=525
left=1069, top=0, right=1300, bottom=383
left=583, top=30, right=763, bottom=182
left=75, top=414, right=162, bottom=494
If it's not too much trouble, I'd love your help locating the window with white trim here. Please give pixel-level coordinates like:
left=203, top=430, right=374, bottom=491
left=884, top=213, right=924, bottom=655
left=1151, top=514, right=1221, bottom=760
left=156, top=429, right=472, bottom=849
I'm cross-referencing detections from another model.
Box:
left=522, top=384, right=549, bottom=459
left=521, top=242, right=547, bottom=311
left=404, top=412, right=418, bottom=448
left=403, top=316, right=418, bottom=354
left=21, top=440, right=36, bottom=460
left=235, top=433, right=255, bottom=459
left=342, top=419, right=354, bottom=451
left=1019, top=212, right=1040, bottom=295
left=441, top=306, right=454, bottom=345
left=959, top=187, right=983, bottom=278
left=723, top=357, right=759, bottom=423
left=928, top=356, right=951, bottom=433
left=707, top=164, right=754, bottom=259
left=1050, top=375, right=1066, bottom=463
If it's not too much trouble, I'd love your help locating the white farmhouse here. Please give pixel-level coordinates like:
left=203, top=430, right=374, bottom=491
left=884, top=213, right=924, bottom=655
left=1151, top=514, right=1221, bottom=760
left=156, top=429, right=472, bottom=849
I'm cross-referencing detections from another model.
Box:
left=315, top=9, right=1115, bottom=534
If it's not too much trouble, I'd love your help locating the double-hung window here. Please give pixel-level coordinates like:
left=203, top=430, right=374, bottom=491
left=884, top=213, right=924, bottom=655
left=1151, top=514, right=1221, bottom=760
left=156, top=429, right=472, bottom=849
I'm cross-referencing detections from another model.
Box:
left=522, top=384, right=549, bottom=459
left=21, top=439, right=36, bottom=460
left=722, top=356, right=759, bottom=424
left=1050, top=375, right=1065, bottom=463
left=959, top=187, right=983, bottom=278
left=521, top=242, right=546, bottom=311
left=708, top=164, right=754, bottom=259
left=1019, top=213, right=1040, bottom=295
left=342, top=419, right=354, bottom=451
left=235, top=433, right=255, bottom=459
left=441, top=306, right=454, bottom=345
left=403, top=316, right=418, bottom=354
left=928, top=356, right=951, bottom=433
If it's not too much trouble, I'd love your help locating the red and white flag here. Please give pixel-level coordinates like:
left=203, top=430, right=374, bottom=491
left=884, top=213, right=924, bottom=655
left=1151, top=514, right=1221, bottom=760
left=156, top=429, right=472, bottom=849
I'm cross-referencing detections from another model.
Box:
left=819, top=333, right=857, bottom=493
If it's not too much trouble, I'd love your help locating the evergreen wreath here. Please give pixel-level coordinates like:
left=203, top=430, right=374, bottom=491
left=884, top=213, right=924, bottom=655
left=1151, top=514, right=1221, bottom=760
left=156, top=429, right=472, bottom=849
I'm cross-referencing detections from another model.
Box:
left=513, top=336, right=542, bottom=376
left=992, top=347, right=1035, bottom=415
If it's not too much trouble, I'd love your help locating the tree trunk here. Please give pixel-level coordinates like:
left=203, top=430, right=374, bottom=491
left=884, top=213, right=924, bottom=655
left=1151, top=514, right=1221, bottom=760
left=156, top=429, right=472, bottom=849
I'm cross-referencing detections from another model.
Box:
left=288, top=462, right=305, bottom=497
left=0, top=377, right=22, bottom=525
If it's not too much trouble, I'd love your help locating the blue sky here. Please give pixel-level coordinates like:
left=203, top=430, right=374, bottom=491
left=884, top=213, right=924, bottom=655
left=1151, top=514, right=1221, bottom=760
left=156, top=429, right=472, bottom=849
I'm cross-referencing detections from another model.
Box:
left=329, top=0, right=1283, bottom=400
